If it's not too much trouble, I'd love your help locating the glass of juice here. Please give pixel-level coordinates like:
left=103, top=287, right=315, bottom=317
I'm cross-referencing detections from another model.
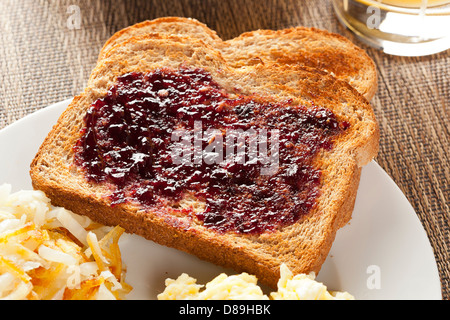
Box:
left=331, top=0, right=450, bottom=56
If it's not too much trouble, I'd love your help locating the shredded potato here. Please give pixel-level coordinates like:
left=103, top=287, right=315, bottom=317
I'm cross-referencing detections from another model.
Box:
left=0, top=184, right=132, bottom=300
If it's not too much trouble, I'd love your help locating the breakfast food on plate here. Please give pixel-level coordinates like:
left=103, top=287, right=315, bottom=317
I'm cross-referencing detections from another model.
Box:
left=158, top=263, right=354, bottom=300
left=30, top=17, right=379, bottom=289
left=0, top=184, right=131, bottom=300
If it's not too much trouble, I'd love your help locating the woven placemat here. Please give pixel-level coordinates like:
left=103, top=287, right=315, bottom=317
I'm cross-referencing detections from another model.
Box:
left=1, top=0, right=448, bottom=299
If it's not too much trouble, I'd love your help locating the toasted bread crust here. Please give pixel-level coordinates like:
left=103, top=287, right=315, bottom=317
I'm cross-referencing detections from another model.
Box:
left=100, top=18, right=377, bottom=100
left=30, top=19, right=379, bottom=289
left=99, top=17, right=222, bottom=60
left=222, top=26, right=378, bottom=100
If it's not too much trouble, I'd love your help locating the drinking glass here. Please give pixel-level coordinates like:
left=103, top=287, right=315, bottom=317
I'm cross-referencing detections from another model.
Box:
left=332, top=0, right=450, bottom=56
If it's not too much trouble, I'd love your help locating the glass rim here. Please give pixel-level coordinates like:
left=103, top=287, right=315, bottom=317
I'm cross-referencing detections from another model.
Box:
left=347, top=0, right=450, bottom=14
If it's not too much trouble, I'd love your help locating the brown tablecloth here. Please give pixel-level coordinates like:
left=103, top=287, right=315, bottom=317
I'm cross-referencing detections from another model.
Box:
left=0, top=0, right=448, bottom=299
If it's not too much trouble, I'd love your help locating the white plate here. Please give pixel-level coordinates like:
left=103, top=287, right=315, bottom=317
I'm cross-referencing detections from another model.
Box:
left=0, top=99, right=442, bottom=300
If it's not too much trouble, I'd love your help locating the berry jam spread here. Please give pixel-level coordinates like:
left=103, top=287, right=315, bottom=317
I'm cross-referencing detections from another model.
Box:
left=74, top=67, right=349, bottom=234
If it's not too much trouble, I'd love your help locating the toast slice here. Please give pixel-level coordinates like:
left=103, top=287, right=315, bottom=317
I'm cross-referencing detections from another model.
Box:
left=30, top=31, right=378, bottom=289
left=98, top=17, right=377, bottom=100
left=98, top=17, right=222, bottom=61
left=222, top=27, right=378, bottom=101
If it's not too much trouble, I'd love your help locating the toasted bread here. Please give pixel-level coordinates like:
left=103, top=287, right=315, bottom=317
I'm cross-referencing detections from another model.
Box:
left=97, top=17, right=377, bottom=100
left=222, top=27, right=378, bottom=101
left=98, top=17, right=222, bottom=60
left=30, top=23, right=379, bottom=289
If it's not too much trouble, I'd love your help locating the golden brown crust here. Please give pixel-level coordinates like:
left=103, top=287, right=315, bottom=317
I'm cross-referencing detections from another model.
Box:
left=30, top=19, right=379, bottom=289
left=99, top=18, right=377, bottom=100
left=99, top=17, right=222, bottom=61
left=222, top=26, right=378, bottom=100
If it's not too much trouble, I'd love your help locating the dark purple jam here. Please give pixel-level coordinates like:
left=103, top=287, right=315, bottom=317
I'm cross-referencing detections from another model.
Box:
left=74, top=67, right=349, bottom=234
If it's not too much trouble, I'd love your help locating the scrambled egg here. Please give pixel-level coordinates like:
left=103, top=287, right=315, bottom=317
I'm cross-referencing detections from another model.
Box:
left=158, top=263, right=354, bottom=300
left=271, top=264, right=354, bottom=300
left=158, top=272, right=268, bottom=300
